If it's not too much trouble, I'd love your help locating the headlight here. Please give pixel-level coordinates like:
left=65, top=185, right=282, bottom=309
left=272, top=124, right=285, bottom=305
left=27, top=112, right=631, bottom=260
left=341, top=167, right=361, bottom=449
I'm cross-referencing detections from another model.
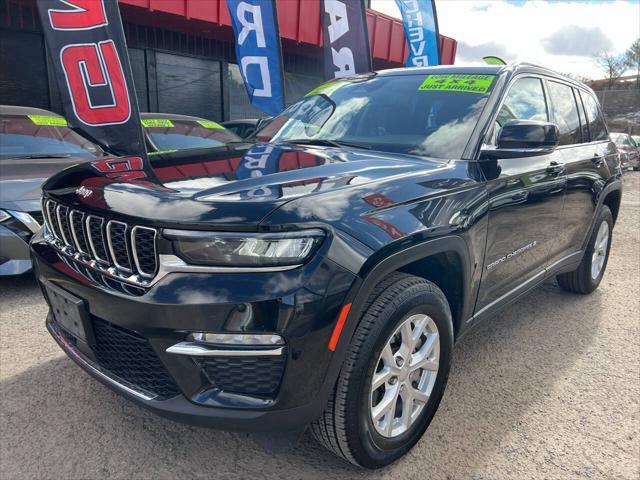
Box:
left=164, top=229, right=324, bottom=267
left=0, top=210, right=10, bottom=223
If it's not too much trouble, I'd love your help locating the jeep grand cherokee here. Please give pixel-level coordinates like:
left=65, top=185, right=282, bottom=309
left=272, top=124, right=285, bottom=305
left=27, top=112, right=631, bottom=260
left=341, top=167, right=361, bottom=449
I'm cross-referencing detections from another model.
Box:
left=31, top=64, right=622, bottom=468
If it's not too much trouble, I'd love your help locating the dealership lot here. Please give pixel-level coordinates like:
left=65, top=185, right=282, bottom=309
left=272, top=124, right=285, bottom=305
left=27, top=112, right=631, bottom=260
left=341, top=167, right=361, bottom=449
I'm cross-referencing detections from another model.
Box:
left=1, top=173, right=638, bottom=480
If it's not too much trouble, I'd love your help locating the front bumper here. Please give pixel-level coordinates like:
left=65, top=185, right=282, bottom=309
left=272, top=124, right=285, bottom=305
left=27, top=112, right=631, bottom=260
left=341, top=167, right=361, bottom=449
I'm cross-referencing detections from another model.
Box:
left=32, top=232, right=358, bottom=432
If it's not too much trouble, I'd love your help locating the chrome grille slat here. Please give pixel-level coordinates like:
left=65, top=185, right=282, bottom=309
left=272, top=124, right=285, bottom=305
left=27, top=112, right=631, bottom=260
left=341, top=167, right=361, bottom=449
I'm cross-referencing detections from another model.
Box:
left=106, top=220, right=133, bottom=273
left=86, top=215, right=110, bottom=264
left=43, top=198, right=158, bottom=287
left=45, top=200, right=61, bottom=239
left=69, top=210, right=89, bottom=254
left=131, top=226, right=158, bottom=278
left=56, top=205, right=73, bottom=246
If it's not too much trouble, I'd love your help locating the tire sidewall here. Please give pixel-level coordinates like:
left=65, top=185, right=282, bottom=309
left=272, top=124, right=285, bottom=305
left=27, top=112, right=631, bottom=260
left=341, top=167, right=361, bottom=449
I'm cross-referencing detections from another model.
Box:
left=345, top=282, right=454, bottom=467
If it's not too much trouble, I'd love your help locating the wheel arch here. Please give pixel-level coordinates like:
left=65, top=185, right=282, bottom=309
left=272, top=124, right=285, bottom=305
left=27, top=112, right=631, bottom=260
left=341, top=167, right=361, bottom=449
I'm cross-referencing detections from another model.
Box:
left=326, top=236, right=472, bottom=372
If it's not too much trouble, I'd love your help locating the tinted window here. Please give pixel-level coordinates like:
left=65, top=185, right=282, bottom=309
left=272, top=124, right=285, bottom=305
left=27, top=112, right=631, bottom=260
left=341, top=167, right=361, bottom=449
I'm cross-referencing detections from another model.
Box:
left=500, top=77, right=548, bottom=123
left=0, top=115, right=101, bottom=159
left=259, top=74, right=496, bottom=159
left=581, top=92, right=608, bottom=141
left=547, top=81, right=582, bottom=145
left=144, top=119, right=241, bottom=152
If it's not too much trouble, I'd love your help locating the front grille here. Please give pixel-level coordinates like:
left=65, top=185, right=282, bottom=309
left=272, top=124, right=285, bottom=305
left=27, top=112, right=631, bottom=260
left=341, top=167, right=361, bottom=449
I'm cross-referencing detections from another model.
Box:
left=196, top=356, right=286, bottom=397
left=42, top=198, right=159, bottom=285
left=91, top=318, right=180, bottom=399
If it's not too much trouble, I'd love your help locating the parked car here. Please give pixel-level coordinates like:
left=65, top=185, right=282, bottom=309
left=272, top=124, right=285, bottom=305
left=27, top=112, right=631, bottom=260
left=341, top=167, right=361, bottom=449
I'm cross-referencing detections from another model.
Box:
left=31, top=64, right=622, bottom=468
left=141, top=112, right=242, bottom=153
left=221, top=117, right=271, bottom=139
left=0, top=105, right=103, bottom=275
left=610, top=132, right=639, bottom=170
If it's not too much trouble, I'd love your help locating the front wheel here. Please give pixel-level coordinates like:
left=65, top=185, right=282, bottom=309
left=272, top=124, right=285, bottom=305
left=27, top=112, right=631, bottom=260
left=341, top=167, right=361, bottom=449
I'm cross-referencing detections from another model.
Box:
left=310, top=273, right=453, bottom=468
left=557, top=205, right=613, bottom=294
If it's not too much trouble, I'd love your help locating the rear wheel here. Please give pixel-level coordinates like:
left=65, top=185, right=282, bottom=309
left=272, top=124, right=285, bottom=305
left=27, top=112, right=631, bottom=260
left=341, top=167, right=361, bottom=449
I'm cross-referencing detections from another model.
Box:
left=557, top=205, right=613, bottom=294
left=311, top=273, right=453, bottom=468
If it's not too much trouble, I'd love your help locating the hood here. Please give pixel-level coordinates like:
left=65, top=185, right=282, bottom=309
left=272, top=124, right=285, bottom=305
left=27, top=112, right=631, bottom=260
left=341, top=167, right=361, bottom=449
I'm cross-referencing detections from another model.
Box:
left=42, top=143, right=449, bottom=228
left=0, top=156, right=93, bottom=211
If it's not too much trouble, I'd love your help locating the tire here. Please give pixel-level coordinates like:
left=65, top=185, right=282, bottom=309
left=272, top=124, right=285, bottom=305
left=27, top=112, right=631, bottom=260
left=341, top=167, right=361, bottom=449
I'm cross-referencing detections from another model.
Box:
left=557, top=205, right=613, bottom=294
left=310, top=272, right=454, bottom=468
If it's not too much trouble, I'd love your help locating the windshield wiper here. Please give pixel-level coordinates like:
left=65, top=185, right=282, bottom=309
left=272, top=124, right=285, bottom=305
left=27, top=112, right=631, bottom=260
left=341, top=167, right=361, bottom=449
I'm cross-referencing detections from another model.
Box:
left=284, top=138, right=371, bottom=150
left=12, top=154, right=73, bottom=159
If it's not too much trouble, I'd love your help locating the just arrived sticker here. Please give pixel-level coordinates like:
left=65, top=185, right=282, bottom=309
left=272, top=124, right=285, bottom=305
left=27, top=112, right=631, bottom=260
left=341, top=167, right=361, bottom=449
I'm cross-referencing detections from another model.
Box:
left=418, top=74, right=495, bottom=94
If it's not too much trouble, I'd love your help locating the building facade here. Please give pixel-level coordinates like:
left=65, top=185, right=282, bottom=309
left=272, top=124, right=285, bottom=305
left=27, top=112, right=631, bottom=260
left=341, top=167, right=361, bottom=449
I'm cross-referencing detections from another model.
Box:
left=0, top=0, right=457, bottom=121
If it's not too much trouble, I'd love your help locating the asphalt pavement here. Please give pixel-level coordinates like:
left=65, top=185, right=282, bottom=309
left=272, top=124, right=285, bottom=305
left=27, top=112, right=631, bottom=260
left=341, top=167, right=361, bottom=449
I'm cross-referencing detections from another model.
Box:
left=1, top=173, right=639, bottom=480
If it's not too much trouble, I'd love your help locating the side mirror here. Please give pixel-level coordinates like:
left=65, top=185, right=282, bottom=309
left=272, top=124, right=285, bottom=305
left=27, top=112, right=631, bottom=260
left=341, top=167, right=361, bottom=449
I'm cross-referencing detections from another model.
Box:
left=483, top=119, right=560, bottom=159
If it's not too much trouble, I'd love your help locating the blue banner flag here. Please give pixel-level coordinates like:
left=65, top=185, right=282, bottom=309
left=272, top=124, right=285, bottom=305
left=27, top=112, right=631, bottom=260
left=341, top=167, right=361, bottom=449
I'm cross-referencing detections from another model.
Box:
left=395, top=0, right=440, bottom=67
left=226, top=0, right=285, bottom=116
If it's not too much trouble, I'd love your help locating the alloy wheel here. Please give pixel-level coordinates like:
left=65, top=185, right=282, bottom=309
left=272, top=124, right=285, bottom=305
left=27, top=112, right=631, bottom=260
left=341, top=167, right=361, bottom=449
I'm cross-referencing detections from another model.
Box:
left=591, top=220, right=610, bottom=280
left=369, top=314, right=440, bottom=438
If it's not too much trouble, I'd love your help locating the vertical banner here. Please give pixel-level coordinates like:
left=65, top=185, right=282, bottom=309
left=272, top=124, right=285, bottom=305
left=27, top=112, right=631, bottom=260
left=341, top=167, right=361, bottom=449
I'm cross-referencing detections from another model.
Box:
left=395, top=0, right=441, bottom=67
left=36, top=0, right=147, bottom=158
left=226, top=0, right=285, bottom=116
left=321, top=0, right=372, bottom=81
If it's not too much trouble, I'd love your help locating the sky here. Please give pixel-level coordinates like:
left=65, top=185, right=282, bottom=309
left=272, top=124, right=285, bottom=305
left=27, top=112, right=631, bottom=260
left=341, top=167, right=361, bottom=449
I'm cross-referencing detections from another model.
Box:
left=370, top=0, right=640, bottom=79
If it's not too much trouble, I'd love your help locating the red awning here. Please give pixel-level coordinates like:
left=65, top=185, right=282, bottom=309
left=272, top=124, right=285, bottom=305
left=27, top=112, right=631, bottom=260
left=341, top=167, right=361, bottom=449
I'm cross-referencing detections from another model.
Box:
left=119, top=0, right=457, bottom=65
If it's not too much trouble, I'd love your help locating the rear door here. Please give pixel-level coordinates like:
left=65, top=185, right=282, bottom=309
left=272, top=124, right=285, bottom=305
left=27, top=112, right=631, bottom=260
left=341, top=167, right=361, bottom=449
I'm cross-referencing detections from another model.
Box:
left=544, top=79, right=597, bottom=265
left=475, top=76, right=567, bottom=312
left=557, top=89, right=616, bottom=254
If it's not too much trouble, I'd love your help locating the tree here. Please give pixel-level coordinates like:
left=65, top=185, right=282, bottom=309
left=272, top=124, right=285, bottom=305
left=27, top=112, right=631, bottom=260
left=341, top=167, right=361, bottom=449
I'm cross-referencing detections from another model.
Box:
left=593, top=51, right=627, bottom=89
left=624, top=38, right=640, bottom=88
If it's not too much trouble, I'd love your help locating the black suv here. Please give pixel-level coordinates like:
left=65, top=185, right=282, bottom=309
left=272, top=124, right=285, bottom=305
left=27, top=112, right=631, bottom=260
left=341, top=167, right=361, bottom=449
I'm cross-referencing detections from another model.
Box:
left=31, top=64, right=622, bottom=468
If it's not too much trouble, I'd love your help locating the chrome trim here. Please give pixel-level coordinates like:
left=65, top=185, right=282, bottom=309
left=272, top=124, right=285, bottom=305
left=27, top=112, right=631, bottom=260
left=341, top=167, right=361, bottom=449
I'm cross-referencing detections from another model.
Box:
left=85, top=215, right=109, bottom=264
left=69, top=210, right=87, bottom=254
left=55, top=204, right=72, bottom=246
left=131, top=226, right=158, bottom=278
left=164, top=228, right=325, bottom=240
left=47, top=315, right=157, bottom=401
left=45, top=200, right=60, bottom=240
left=157, top=254, right=302, bottom=274
left=7, top=210, right=41, bottom=234
left=166, top=341, right=285, bottom=357
left=106, top=220, right=133, bottom=273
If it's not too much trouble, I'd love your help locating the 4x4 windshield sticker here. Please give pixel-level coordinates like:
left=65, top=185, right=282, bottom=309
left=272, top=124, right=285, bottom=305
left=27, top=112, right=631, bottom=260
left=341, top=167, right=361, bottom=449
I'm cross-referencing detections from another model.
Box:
left=418, top=74, right=495, bottom=94
left=196, top=120, right=224, bottom=129
left=141, top=119, right=174, bottom=128
left=27, top=115, right=67, bottom=126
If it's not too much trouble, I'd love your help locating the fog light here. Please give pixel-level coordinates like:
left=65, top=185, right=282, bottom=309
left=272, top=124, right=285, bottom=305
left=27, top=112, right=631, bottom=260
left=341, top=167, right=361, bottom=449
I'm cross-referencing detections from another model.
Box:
left=187, top=332, right=284, bottom=346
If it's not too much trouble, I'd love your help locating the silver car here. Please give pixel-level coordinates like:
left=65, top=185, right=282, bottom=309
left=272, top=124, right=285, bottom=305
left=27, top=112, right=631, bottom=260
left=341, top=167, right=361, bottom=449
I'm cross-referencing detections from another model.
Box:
left=0, top=105, right=102, bottom=275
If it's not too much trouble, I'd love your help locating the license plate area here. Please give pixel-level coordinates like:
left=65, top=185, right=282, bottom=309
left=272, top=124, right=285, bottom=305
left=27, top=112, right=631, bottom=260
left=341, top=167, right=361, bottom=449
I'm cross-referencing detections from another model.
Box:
left=44, top=282, right=94, bottom=345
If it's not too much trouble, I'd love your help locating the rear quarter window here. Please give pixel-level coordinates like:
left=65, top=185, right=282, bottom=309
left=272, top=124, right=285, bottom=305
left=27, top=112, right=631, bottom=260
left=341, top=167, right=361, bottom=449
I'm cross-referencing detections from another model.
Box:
left=580, top=91, right=608, bottom=142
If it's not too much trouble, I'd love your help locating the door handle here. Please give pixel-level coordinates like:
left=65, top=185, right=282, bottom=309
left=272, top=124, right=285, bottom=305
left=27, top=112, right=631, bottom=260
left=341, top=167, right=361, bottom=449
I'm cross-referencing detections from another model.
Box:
left=546, top=161, right=564, bottom=175
left=592, top=153, right=605, bottom=166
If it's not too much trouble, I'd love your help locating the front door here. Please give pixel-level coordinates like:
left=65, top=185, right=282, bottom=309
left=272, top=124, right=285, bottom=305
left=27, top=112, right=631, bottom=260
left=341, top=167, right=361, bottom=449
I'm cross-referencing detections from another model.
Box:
left=475, top=76, right=567, bottom=312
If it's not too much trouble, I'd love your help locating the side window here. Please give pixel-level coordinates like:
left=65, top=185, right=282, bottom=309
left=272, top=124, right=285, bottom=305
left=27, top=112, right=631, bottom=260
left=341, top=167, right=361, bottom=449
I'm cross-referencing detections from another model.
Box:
left=580, top=91, right=608, bottom=141
left=488, top=77, right=548, bottom=145
left=547, top=81, right=582, bottom=145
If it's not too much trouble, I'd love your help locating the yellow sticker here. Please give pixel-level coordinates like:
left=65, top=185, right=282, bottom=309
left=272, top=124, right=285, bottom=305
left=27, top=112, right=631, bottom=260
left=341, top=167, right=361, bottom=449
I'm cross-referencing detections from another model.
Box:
left=196, top=120, right=224, bottom=129
left=418, top=74, right=495, bottom=94
left=141, top=118, right=174, bottom=128
left=305, top=80, right=348, bottom=97
left=28, top=115, right=67, bottom=126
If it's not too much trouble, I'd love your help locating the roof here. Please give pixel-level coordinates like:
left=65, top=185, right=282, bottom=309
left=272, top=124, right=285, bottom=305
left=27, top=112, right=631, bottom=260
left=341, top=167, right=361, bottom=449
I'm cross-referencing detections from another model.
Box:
left=376, top=62, right=592, bottom=91
left=0, top=105, right=62, bottom=116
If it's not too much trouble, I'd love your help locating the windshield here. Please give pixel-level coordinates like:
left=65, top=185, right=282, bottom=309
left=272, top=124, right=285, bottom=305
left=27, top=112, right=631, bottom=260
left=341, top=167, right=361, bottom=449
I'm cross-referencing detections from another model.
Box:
left=0, top=114, right=101, bottom=160
left=257, top=73, right=495, bottom=159
left=143, top=118, right=242, bottom=152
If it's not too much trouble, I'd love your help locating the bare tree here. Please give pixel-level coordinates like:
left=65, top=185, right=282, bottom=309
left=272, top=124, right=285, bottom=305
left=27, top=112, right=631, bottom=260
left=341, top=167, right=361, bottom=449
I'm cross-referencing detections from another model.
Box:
left=624, top=38, right=640, bottom=88
left=593, top=51, right=627, bottom=89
